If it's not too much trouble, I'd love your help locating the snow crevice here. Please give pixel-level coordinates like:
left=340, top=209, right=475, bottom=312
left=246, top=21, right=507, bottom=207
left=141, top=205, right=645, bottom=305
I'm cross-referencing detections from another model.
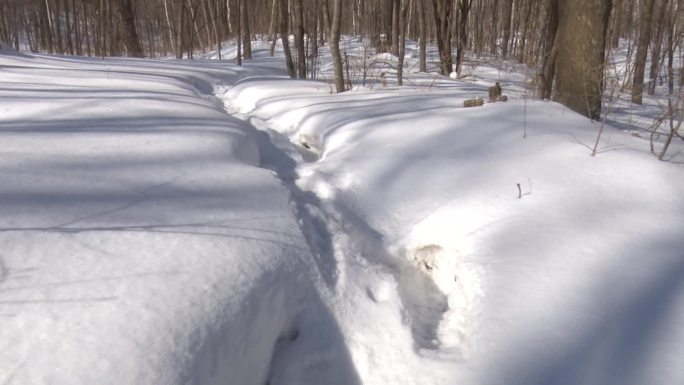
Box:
left=219, top=91, right=476, bottom=357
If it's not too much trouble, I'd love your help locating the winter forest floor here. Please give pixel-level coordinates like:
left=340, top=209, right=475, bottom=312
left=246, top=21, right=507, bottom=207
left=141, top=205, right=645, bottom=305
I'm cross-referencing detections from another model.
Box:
left=1, top=38, right=683, bottom=385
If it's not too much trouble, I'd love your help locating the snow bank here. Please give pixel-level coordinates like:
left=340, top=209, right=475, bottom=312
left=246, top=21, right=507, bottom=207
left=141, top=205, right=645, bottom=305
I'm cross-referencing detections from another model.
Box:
left=223, top=67, right=684, bottom=384
left=3, top=36, right=684, bottom=385
left=0, top=52, right=354, bottom=385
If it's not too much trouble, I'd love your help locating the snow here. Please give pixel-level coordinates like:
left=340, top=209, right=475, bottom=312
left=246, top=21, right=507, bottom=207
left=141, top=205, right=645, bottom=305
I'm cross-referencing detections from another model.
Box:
left=0, top=52, right=326, bottom=384
left=2, top=38, right=684, bottom=385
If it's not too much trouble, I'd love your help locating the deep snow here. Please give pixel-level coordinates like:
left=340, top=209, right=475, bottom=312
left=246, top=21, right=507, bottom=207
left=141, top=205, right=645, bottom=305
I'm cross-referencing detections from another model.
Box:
left=1, top=38, right=684, bottom=385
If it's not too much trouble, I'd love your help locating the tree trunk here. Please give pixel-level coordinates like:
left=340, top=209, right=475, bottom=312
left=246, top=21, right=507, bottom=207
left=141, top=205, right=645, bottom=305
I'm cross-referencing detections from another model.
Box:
left=236, top=0, right=242, bottom=65
left=391, top=0, right=400, bottom=55
left=397, top=0, right=408, bottom=85
left=329, top=0, right=345, bottom=93
left=431, top=0, right=454, bottom=76
left=631, top=0, right=655, bottom=104
left=666, top=0, right=676, bottom=94
left=417, top=0, right=427, bottom=72
left=537, top=0, right=559, bottom=99
left=490, top=0, right=499, bottom=55
left=322, top=0, right=331, bottom=37
left=40, top=0, right=54, bottom=53
left=163, top=0, right=176, bottom=52
left=268, top=0, right=278, bottom=55
left=554, top=0, right=612, bottom=120
left=293, top=0, right=306, bottom=78
left=648, top=0, right=666, bottom=95
left=501, top=0, right=513, bottom=57
left=279, top=0, right=295, bottom=77
left=115, top=0, right=143, bottom=57
left=610, top=0, right=622, bottom=48
left=455, top=0, right=473, bottom=77
left=240, top=0, right=251, bottom=59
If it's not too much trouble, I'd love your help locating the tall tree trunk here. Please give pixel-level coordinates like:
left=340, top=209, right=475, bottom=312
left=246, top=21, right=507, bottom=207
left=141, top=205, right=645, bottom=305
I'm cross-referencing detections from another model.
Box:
left=236, top=0, right=242, bottom=65
left=240, top=0, right=251, bottom=59
left=431, top=0, right=454, bottom=76
left=268, top=0, right=278, bottom=55
left=72, top=0, right=82, bottom=55
left=610, top=0, right=622, bottom=48
left=310, top=5, right=319, bottom=66
left=163, top=0, right=176, bottom=52
left=501, top=0, right=513, bottom=57
left=63, top=0, right=74, bottom=55
left=40, top=0, right=54, bottom=53
left=175, top=1, right=184, bottom=59
left=490, top=0, right=499, bottom=54
left=455, top=0, right=473, bottom=77
left=417, top=0, right=427, bottom=72
left=322, top=0, right=331, bottom=37
left=631, top=0, right=655, bottom=104
left=537, top=0, right=559, bottom=99
left=665, top=0, right=677, bottom=94
left=215, top=0, right=223, bottom=59
left=329, top=0, right=345, bottom=92
left=279, top=0, right=295, bottom=77
left=391, top=0, right=400, bottom=55
left=397, top=0, right=408, bottom=85
left=293, top=0, right=306, bottom=78
left=648, top=0, right=666, bottom=95
left=115, top=0, right=143, bottom=57
left=554, top=0, right=612, bottom=120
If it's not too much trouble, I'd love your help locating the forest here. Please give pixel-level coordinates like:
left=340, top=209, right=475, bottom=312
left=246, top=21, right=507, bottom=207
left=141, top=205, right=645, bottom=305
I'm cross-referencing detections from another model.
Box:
left=1, top=1, right=684, bottom=385
left=1, top=0, right=682, bottom=118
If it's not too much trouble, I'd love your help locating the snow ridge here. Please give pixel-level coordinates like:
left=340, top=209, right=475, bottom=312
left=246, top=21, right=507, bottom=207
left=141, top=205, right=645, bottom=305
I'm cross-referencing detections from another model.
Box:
left=220, top=89, right=485, bottom=383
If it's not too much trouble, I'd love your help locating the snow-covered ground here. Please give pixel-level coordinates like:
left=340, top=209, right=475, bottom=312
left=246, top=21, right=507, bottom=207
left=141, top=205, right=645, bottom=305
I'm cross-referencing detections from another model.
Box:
left=1, top=39, right=684, bottom=385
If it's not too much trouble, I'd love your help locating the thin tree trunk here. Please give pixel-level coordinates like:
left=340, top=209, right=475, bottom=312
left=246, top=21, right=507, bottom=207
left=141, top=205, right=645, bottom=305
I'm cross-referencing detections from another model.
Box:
left=537, top=0, right=559, bottom=99
left=279, top=0, right=295, bottom=77
left=648, top=0, right=666, bottom=95
left=501, top=0, right=513, bottom=57
left=397, top=0, right=408, bottom=85
left=163, top=0, right=176, bottom=51
left=63, top=0, right=74, bottom=55
left=455, top=0, right=473, bottom=77
left=490, top=0, right=499, bottom=54
left=240, top=0, right=251, bottom=59
left=611, top=0, right=622, bottom=48
left=666, top=0, right=676, bottom=94
left=268, top=0, right=277, bottom=42
left=236, top=0, right=242, bottom=65
left=329, top=0, right=345, bottom=92
left=391, top=0, right=400, bottom=55
left=417, top=0, right=427, bottom=72
left=632, top=0, right=655, bottom=104
left=293, top=0, right=306, bottom=78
